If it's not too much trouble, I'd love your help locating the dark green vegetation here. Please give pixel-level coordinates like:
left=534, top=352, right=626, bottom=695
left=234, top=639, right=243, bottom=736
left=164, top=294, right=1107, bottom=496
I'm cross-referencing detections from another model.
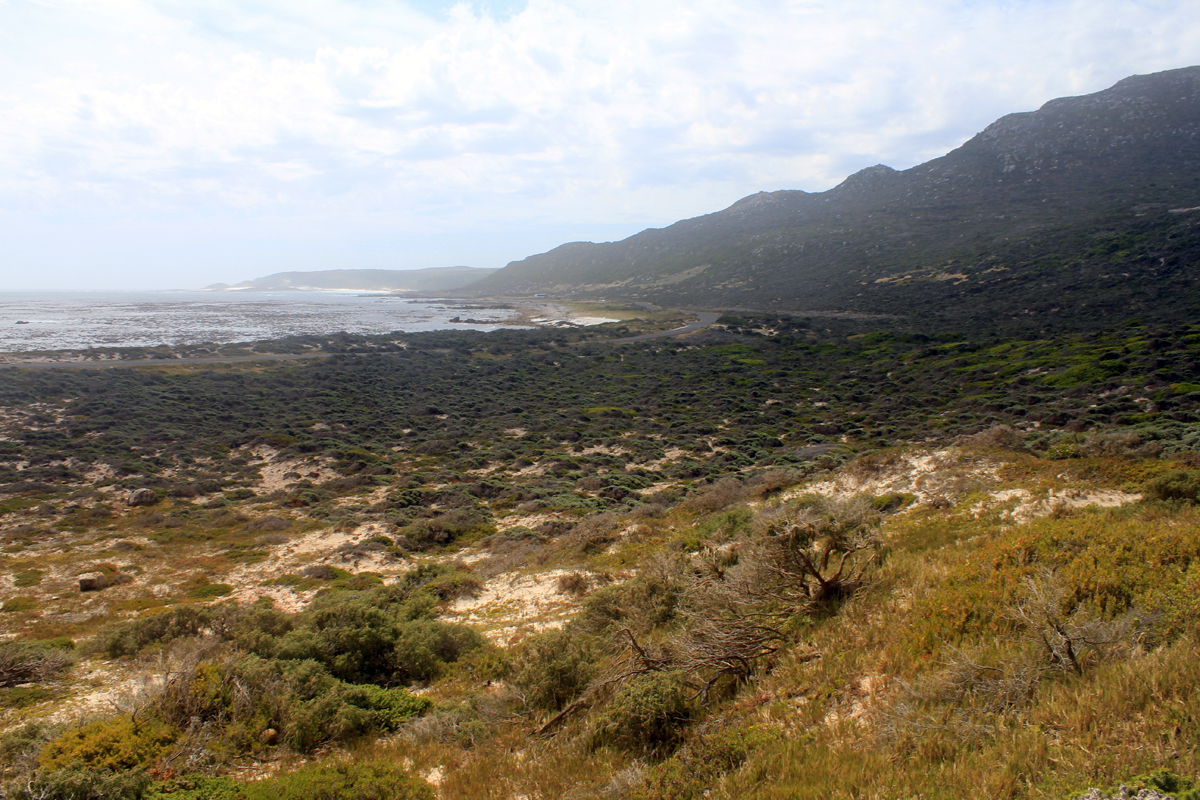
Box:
left=464, top=67, right=1200, bottom=336
left=2, top=317, right=1197, bottom=508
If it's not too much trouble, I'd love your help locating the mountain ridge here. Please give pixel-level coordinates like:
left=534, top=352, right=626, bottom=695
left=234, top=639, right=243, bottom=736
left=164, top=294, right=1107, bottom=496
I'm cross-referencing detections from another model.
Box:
left=462, top=66, right=1200, bottom=333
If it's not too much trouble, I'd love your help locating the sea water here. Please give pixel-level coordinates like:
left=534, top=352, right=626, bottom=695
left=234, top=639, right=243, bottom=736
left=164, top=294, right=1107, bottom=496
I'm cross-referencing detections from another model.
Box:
left=0, top=292, right=524, bottom=353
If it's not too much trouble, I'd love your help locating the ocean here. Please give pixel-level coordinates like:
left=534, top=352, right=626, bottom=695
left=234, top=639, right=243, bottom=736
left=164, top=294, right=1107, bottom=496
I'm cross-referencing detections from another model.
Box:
left=0, top=292, right=525, bottom=354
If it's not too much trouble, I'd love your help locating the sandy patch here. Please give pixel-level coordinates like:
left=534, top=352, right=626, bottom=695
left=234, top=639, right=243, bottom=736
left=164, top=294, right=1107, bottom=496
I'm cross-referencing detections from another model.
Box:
left=789, top=450, right=1003, bottom=506
left=643, top=447, right=691, bottom=470
left=40, top=660, right=155, bottom=727
left=444, top=569, right=584, bottom=645
left=788, top=447, right=1143, bottom=521
left=823, top=671, right=887, bottom=726
left=974, top=488, right=1142, bottom=522
left=493, top=512, right=567, bottom=533
left=247, top=447, right=338, bottom=494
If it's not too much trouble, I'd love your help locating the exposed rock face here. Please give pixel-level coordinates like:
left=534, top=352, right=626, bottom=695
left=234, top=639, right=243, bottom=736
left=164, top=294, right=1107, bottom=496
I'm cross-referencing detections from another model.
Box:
left=78, top=573, right=108, bottom=592
left=127, top=488, right=158, bottom=506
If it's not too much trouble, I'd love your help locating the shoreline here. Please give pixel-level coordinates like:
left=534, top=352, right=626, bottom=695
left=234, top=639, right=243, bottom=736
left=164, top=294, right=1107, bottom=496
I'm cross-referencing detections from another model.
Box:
left=0, top=299, right=623, bottom=368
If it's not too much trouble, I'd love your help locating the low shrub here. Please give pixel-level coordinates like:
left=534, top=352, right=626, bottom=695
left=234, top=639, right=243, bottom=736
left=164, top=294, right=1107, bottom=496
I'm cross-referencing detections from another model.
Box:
left=1144, top=469, right=1200, bottom=503
left=39, top=716, right=178, bottom=772
left=591, top=671, right=694, bottom=754
left=147, top=775, right=245, bottom=800
left=146, top=760, right=435, bottom=800
left=90, top=607, right=211, bottom=658
left=511, top=627, right=604, bottom=712
left=632, top=724, right=774, bottom=800
left=1, top=597, right=38, bottom=613
left=13, top=569, right=43, bottom=587
left=6, top=766, right=151, bottom=800
left=0, top=640, right=73, bottom=687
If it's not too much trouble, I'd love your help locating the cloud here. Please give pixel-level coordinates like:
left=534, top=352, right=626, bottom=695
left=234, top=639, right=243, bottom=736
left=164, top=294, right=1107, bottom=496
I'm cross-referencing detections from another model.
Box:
left=2, top=0, right=1199, bottom=288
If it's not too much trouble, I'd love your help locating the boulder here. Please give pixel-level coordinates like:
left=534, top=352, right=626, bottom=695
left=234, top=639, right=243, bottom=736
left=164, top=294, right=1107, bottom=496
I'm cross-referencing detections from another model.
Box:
left=127, top=488, right=158, bottom=506
left=79, top=573, right=108, bottom=592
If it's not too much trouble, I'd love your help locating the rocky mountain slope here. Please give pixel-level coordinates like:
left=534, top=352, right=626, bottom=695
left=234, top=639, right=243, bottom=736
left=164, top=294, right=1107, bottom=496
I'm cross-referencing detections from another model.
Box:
left=464, top=67, right=1200, bottom=333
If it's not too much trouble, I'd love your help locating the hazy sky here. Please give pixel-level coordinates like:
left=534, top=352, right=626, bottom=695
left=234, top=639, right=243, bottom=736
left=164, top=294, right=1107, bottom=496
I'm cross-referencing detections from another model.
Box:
left=2, top=0, right=1198, bottom=290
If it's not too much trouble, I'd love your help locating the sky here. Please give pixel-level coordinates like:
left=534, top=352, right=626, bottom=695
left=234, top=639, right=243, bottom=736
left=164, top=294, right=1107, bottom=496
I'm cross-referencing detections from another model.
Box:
left=1, top=0, right=1198, bottom=291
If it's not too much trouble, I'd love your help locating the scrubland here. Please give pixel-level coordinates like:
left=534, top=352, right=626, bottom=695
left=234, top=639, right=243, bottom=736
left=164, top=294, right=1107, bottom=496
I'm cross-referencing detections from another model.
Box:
left=0, top=311, right=1198, bottom=799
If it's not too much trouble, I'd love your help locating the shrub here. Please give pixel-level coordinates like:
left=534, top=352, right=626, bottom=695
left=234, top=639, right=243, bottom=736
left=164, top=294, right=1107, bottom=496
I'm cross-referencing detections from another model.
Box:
left=39, top=717, right=178, bottom=772
left=147, top=775, right=246, bottom=800
left=960, top=424, right=1027, bottom=451
left=871, top=492, right=916, bottom=512
left=511, top=627, right=603, bottom=712
left=0, top=640, right=73, bottom=687
left=344, top=684, right=431, bottom=730
left=6, top=766, right=151, bottom=800
left=210, top=601, right=294, bottom=654
left=90, top=607, right=211, bottom=658
left=591, top=671, right=694, bottom=754
left=1144, top=469, right=1200, bottom=503
left=1, top=597, right=37, bottom=613
left=680, top=478, right=746, bottom=514
left=632, top=724, right=773, bottom=800
left=0, top=721, right=58, bottom=783
left=145, top=761, right=436, bottom=800
left=188, top=582, right=234, bottom=600
left=13, top=569, right=43, bottom=587
left=392, top=619, right=486, bottom=683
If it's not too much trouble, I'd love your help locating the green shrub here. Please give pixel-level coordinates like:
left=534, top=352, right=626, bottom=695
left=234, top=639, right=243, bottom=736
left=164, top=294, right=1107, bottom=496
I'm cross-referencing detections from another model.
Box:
left=13, top=569, right=43, bottom=587
left=90, top=607, right=210, bottom=658
left=511, top=627, right=603, bottom=712
left=0, top=640, right=73, bottom=687
left=210, top=601, right=294, bottom=654
left=6, top=766, right=151, bottom=800
left=188, top=582, right=234, bottom=600
left=392, top=619, right=486, bottom=683
left=591, top=671, right=694, bottom=754
left=39, top=717, right=178, bottom=772
left=871, top=492, right=916, bottom=512
left=1144, top=469, right=1200, bottom=503
left=632, top=724, right=774, bottom=800
left=147, top=775, right=246, bottom=800
left=1, top=597, right=38, bottom=613
left=344, top=684, right=431, bottom=730
left=0, top=721, right=57, bottom=782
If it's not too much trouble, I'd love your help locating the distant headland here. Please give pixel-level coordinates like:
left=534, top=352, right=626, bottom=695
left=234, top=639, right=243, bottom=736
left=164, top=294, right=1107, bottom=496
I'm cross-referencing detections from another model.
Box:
left=202, top=266, right=495, bottom=294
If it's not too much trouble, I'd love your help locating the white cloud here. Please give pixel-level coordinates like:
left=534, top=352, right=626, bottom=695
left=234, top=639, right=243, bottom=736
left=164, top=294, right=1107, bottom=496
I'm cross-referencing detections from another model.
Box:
left=1, top=0, right=1199, bottom=288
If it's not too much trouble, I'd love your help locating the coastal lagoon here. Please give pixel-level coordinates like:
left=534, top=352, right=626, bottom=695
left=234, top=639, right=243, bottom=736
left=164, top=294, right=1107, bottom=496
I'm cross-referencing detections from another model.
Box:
left=0, top=292, right=524, bottom=354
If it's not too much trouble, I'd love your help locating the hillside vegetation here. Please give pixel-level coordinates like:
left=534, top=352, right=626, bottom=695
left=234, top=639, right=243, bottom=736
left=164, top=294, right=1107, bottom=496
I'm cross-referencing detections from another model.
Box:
left=463, top=66, right=1200, bottom=336
left=0, top=312, right=1198, bottom=798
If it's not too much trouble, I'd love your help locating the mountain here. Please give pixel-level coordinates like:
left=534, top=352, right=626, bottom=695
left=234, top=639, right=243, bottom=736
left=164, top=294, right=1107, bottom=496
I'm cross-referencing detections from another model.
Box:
left=464, top=66, right=1200, bottom=333
left=205, top=267, right=496, bottom=293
